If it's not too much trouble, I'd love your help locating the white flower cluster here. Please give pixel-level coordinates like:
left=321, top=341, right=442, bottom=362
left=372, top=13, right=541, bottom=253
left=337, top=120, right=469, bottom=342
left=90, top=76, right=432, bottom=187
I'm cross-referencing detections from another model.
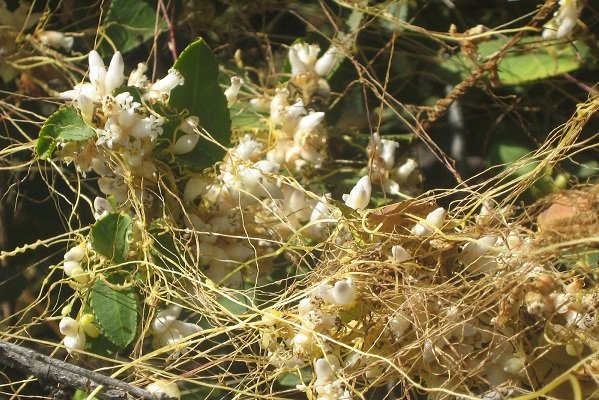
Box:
left=368, top=133, right=419, bottom=195
left=59, top=314, right=99, bottom=354
left=58, top=51, right=183, bottom=205
left=261, top=278, right=358, bottom=399
left=63, top=246, right=90, bottom=284
left=542, top=0, right=582, bottom=40
left=150, top=305, right=202, bottom=355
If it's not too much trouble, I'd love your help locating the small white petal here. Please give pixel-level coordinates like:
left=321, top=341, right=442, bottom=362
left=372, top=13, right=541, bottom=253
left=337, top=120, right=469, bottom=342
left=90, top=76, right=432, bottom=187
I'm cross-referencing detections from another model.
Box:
left=59, top=317, right=79, bottom=336
left=64, top=247, right=85, bottom=262
left=64, top=332, right=86, bottom=353
left=314, top=46, right=339, bottom=77
left=88, top=50, right=106, bottom=94
left=391, top=245, right=411, bottom=263
left=298, top=112, right=325, bottom=132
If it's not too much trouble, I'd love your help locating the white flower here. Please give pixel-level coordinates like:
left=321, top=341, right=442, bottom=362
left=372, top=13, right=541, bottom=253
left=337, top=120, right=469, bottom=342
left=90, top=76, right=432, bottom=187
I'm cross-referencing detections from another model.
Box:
left=147, top=68, right=184, bottom=99
left=542, top=0, right=581, bottom=40
left=343, top=175, right=371, bottom=211
left=411, top=207, right=446, bottom=236
left=37, top=30, right=74, bottom=50
left=391, top=245, right=411, bottom=263
left=377, top=138, right=399, bottom=170
left=314, top=357, right=335, bottom=383
left=288, top=43, right=320, bottom=77
left=395, top=158, right=417, bottom=181
left=128, top=63, right=148, bottom=86
left=224, top=76, right=243, bottom=106
left=459, top=236, right=497, bottom=265
left=59, top=317, right=85, bottom=354
left=233, top=135, right=263, bottom=161
left=123, top=139, right=144, bottom=167
left=389, top=311, right=412, bottom=337
left=93, top=197, right=114, bottom=220
left=151, top=305, right=201, bottom=352
left=332, top=278, right=356, bottom=306
left=129, top=115, right=163, bottom=140
left=297, top=112, right=325, bottom=132
left=147, top=381, right=181, bottom=400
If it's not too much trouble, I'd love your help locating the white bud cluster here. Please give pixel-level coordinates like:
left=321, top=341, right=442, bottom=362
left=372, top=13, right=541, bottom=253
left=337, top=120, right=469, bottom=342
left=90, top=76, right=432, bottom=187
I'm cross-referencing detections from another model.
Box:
left=59, top=314, right=99, bottom=354
left=150, top=305, right=202, bottom=356
left=63, top=246, right=89, bottom=284
left=57, top=51, right=185, bottom=208
left=367, top=133, right=419, bottom=195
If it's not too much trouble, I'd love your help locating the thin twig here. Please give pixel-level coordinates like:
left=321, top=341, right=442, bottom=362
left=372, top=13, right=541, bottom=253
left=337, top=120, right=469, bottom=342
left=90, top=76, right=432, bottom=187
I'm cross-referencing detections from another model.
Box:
left=0, top=340, right=165, bottom=400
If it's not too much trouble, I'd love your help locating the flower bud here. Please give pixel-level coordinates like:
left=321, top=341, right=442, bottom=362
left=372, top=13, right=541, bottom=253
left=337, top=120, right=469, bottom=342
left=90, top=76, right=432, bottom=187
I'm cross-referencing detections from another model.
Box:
left=391, top=245, right=411, bottom=263
left=104, top=51, right=125, bottom=94
left=332, top=278, right=356, bottom=306
left=63, top=261, right=80, bottom=276
left=37, top=30, right=74, bottom=50
left=314, top=358, right=335, bottom=382
left=171, top=134, right=200, bottom=154
left=88, top=50, right=106, bottom=95
left=315, top=46, right=339, bottom=77
left=411, top=207, right=446, bottom=236
left=64, top=247, right=85, bottom=262
left=224, top=76, right=243, bottom=106
left=343, top=175, right=371, bottom=211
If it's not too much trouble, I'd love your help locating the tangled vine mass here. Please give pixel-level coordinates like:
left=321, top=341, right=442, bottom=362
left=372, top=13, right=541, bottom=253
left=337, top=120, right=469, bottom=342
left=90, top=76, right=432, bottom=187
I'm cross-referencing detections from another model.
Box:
left=1, top=1, right=599, bottom=399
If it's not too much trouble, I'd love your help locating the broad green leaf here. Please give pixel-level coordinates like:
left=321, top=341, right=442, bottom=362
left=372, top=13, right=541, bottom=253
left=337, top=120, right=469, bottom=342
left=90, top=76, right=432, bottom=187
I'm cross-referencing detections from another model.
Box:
left=100, top=0, right=164, bottom=55
left=91, top=213, right=132, bottom=264
left=169, top=38, right=231, bottom=170
left=36, top=107, right=95, bottom=160
left=90, top=280, right=137, bottom=349
left=440, top=38, right=590, bottom=86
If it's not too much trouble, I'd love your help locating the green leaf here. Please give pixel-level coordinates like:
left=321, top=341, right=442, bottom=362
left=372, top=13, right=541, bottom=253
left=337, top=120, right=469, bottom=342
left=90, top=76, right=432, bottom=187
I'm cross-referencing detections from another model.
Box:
left=440, top=38, right=590, bottom=86
left=277, top=368, right=312, bottom=387
left=100, top=0, right=165, bottom=55
left=91, top=213, right=132, bottom=264
left=90, top=280, right=137, bottom=349
left=169, top=38, right=231, bottom=170
left=36, top=107, right=95, bottom=160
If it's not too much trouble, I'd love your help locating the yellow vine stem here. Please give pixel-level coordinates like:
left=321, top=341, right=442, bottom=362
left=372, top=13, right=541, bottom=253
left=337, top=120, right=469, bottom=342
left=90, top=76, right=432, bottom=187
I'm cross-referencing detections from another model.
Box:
left=511, top=351, right=599, bottom=400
